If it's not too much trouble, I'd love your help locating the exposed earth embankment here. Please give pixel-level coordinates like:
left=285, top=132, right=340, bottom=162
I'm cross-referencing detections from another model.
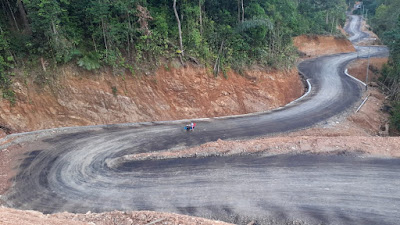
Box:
left=0, top=65, right=303, bottom=134
left=293, top=35, right=355, bottom=57
left=0, top=35, right=357, bottom=134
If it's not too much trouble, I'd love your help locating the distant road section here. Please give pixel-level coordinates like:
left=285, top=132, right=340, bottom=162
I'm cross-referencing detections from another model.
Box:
left=347, top=15, right=369, bottom=43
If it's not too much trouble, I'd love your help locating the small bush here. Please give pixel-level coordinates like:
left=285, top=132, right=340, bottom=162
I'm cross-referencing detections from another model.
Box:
left=111, top=86, right=118, bottom=97
left=77, top=52, right=101, bottom=71
left=2, top=88, right=16, bottom=105
left=390, top=102, right=400, bottom=131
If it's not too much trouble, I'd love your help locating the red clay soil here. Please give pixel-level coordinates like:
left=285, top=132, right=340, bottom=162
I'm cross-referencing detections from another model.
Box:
left=0, top=207, right=232, bottom=225
left=0, top=145, right=17, bottom=196
left=293, top=35, right=355, bottom=57
left=0, top=64, right=303, bottom=133
left=347, top=57, right=388, bottom=83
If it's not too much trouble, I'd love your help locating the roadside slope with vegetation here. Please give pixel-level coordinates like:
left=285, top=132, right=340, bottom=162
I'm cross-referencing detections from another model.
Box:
left=352, top=0, right=400, bottom=132
left=0, top=0, right=350, bottom=132
left=0, top=0, right=347, bottom=93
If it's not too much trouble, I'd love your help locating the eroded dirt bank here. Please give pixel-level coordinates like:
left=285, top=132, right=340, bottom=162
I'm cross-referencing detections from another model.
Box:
left=0, top=64, right=303, bottom=133
left=347, top=57, right=388, bottom=83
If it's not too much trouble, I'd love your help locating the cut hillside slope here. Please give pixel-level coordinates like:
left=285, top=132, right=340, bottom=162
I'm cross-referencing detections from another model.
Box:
left=294, top=35, right=355, bottom=57
left=347, top=57, right=388, bottom=83
left=0, top=64, right=303, bottom=133
left=0, top=34, right=357, bottom=133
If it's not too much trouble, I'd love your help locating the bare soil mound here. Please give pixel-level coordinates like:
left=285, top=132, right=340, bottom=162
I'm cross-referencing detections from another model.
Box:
left=294, top=35, right=355, bottom=57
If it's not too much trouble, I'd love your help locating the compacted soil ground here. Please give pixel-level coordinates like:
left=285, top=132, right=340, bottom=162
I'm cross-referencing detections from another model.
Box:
left=0, top=207, right=232, bottom=225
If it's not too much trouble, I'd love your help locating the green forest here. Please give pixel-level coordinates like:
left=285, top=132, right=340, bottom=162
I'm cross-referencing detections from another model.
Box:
left=0, top=0, right=347, bottom=98
left=353, top=0, right=400, bottom=130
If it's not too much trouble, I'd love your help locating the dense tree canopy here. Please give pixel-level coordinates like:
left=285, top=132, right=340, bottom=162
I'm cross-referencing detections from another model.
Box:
left=352, top=0, right=400, bottom=130
left=353, top=0, right=400, bottom=37
left=0, top=0, right=347, bottom=100
left=381, top=14, right=400, bottom=130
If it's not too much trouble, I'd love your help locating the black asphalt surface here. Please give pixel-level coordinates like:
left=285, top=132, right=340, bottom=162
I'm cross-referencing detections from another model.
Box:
left=1, top=15, right=398, bottom=225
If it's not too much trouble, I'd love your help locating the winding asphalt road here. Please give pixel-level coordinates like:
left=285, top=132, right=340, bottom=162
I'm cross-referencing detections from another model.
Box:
left=1, top=15, right=398, bottom=225
left=346, top=15, right=370, bottom=43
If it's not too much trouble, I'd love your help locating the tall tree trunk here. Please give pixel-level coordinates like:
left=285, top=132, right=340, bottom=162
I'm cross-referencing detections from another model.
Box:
left=92, top=35, right=98, bottom=53
left=237, top=0, right=240, bottom=23
left=17, top=0, right=31, bottom=34
left=97, top=0, right=108, bottom=57
left=241, top=0, right=244, bottom=21
left=276, top=25, right=280, bottom=53
left=330, top=16, right=335, bottom=34
left=199, top=0, right=203, bottom=36
left=101, top=18, right=108, bottom=58
left=127, top=13, right=131, bottom=59
left=326, top=11, right=329, bottom=25
left=51, top=20, right=58, bottom=35
left=272, top=29, right=275, bottom=54
left=214, top=40, right=224, bottom=76
left=269, top=30, right=273, bottom=54
left=173, top=0, right=184, bottom=57
left=5, top=0, right=19, bottom=31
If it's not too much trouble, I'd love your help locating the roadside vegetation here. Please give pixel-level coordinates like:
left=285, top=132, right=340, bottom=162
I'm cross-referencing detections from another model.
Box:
left=0, top=0, right=347, bottom=101
left=352, top=0, right=400, bottom=132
